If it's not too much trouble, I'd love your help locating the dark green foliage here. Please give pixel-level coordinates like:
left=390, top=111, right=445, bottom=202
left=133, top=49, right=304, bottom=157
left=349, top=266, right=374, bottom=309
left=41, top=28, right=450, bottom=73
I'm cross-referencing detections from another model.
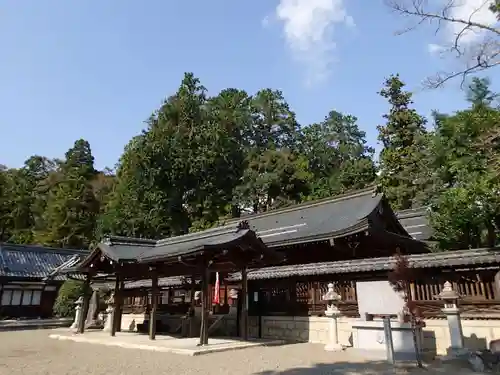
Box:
left=303, top=111, right=376, bottom=199
left=2, top=71, right=500, bottom=254
left=36, top=140, right=100, bottom=249
left=427, top=78, right=500, bottom=249
left=53, top=280, right=88, bottom=318
left=377, top=74, right=429, bottom=210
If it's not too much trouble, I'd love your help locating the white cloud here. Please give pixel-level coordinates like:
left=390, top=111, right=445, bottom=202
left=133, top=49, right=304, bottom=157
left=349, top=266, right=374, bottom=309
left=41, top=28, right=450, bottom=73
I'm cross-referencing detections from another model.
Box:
left=427, top=43, right=445, bottom=55
left=445, top=0, right=496, bottom=44
left=267, top=0, right=354, bottom=85
left=428, top=0, right=497, bottom=53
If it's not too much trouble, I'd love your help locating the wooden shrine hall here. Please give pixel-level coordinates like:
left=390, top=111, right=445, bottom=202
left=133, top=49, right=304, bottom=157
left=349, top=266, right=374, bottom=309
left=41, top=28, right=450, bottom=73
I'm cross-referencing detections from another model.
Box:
left=55, top=221, right=282, bottom=345
left=51, top=187, right=431, bottom=344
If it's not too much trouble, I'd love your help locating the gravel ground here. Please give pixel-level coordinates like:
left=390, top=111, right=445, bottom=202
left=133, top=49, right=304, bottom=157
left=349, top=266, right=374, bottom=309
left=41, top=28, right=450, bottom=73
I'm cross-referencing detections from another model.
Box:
left=0, top=330, right=478, bottom=375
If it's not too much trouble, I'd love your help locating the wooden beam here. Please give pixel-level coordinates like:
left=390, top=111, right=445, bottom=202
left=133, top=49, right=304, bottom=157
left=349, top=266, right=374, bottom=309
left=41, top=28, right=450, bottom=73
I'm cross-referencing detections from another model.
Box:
left=77, top=274, right=91, bottom=334
left=149, top=271, right=158, bottom=340
left=241, top=266, right=248, bottom=341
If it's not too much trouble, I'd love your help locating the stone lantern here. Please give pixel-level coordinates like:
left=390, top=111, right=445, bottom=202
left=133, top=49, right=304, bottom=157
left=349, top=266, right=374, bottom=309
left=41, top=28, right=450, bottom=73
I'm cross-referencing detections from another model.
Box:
left=322, top=283, right=343, bottom=351
left=103, top=293, right=115, bottom=332
left=70, top=296, right=84, bottom=330
left=436, top=281, right=464, bottom=354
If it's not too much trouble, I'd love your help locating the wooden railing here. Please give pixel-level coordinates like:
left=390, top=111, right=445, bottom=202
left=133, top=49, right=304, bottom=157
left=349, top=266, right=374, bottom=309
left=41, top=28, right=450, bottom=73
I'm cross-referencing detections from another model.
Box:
left=250, top=275, right=500, bottom=319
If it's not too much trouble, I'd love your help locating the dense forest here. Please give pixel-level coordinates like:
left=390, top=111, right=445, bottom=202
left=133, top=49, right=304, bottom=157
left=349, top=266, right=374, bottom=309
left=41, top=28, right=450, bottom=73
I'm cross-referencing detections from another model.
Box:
left=1, top=73, right=500, bottom=252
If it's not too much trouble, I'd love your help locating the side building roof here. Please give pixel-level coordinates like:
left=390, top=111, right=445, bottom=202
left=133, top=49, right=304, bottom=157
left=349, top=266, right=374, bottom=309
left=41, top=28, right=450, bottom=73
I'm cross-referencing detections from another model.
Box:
left=120, top=248, right=500, bottom=289
left=227, top=248, right=500, bottom=281
left=0, top=243, right=88, bottom=281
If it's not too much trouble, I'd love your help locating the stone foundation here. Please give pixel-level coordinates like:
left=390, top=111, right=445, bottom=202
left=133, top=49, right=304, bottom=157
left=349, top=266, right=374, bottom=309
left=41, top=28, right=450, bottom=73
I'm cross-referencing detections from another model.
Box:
left=120, top=313, right=500, bottom=356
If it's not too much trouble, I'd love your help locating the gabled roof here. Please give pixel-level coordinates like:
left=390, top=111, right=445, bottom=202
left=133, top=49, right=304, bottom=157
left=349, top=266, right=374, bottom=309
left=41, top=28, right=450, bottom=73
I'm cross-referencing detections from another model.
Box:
left=71, top=221, right=277, bottom=274
left=226, top=187, right=410, bottom=247
left=0, top=243, right=88, bottom=280
left=227, top=248, right=500, bottom=281
left=397, top=207, right=432, bottom=242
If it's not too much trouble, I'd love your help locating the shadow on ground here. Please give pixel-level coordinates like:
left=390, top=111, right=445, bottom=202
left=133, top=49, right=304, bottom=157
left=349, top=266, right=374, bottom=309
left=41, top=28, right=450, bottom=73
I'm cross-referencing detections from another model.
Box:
left=252, top=360, right=473, bottom=375
left=253, top=361, right=411, bottom=375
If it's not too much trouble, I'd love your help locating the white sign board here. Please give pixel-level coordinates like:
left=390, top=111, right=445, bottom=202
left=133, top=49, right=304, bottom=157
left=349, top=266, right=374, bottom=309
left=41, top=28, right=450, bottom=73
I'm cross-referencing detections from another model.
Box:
left=356, top=281, right=405, bottom=319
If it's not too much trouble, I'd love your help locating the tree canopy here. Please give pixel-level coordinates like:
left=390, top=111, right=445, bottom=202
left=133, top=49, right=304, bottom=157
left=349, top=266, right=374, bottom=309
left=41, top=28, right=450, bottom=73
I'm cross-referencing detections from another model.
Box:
left=2, top=72, right=500, bottom=251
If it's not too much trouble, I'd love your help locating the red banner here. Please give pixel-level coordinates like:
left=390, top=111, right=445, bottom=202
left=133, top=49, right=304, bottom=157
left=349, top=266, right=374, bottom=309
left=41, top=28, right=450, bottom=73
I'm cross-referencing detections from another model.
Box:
left=213, top=272, right=220, bottom=304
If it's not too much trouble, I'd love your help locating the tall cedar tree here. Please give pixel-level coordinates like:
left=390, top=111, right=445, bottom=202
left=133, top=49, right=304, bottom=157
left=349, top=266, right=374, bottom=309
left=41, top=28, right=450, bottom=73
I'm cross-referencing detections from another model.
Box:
left=37, top=140, right=99, bottom=249
left=377, top=75, right=428, bottom=210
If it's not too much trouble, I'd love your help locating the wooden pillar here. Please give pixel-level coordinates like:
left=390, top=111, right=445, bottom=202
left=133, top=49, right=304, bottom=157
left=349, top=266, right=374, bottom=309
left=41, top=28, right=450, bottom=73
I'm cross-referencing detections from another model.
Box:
left=241, top=267, right=248, bottom=341
left=111, top=275, right=120, bottom=337
left=494, top=271, right=500, bottom=299
left=116, top=280, right=125, bottom=332
left=149, top=272, right=158, bottom=340
left=189, top=274, right=196, bottom=337
left=224, top=278, right=228, bottom=306
left=199, top=268, right=210, bottom=346
left=77, top=274, right=91, bottom=334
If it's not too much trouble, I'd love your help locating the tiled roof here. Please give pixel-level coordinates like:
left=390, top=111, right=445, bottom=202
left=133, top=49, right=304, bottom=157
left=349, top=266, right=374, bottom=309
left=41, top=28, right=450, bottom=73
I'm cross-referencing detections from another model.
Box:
left=226, top=248, right=500, bottom=281
left=227, top=187, right=400, bottom=248
left=75, top=221, right=271, bottom=269
left=397, top=207, right=432, bottom=242
left=117, top=249, right=500, bottom=289
left=0, top=243, right=88, bottom=280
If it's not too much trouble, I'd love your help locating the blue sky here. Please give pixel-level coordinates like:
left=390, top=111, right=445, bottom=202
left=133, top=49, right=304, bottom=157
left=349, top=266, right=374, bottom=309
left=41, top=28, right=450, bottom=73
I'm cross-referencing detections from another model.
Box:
left=1, top=0, right=498, bottom=170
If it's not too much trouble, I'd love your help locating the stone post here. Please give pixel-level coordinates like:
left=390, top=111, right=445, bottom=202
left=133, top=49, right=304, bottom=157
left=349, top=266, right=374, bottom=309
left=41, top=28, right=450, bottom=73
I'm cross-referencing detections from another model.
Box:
left=436, top=281, right=465, bottom=355
left=103, top=294, right=115, bottom=333
left=322, top=283, right=343, bottom=352
left=70, top=297, right=83, bottom=330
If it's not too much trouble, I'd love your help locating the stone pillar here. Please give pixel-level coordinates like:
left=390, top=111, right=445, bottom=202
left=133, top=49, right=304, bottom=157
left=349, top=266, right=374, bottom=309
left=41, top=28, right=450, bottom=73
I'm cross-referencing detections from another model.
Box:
left=436, top=281, right=465, bottom=355
left=443, top=306, right=464, bottom=352
left=323, top=283, right=343, bottom=352
left=70, top=297, right=83, bottom=330
left=103, top=304, right=115, bottom=333
left=324, top=305, right=342, bottom=351
left=103, top=294, right=115, bottom=333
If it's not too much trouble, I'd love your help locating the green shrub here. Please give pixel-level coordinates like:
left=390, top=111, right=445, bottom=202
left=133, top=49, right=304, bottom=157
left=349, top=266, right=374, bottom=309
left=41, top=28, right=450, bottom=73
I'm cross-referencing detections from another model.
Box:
left=53, top=280, right=87, bottom=318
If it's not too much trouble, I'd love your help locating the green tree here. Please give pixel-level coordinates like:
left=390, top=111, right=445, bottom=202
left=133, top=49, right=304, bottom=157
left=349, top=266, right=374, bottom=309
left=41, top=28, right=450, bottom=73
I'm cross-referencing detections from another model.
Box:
left=101, top=73, right=210, bottom=238
left=53, top=279, right=88, bottom=317
left=38, top=139, right=99, bottom=249
left=234, top=149, right=313, bottom=212
left=377, top=74, right=429, bottom=210
left=302, top=110, right=376, bottom=199
left=0, top=165, right=14, bottom=242
left=429, top=77, right=500, bottom=249
left=249, top=89, right=301, bottom=151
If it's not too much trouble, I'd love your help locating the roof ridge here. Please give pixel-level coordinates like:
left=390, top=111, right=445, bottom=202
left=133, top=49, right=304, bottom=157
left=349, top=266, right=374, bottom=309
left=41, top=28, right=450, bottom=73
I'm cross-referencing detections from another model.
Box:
left=155, top=222, right=244, bottom=247
left=226, top=185, right=378, bottom=223
left=0, top=243, right=88, bottom=255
